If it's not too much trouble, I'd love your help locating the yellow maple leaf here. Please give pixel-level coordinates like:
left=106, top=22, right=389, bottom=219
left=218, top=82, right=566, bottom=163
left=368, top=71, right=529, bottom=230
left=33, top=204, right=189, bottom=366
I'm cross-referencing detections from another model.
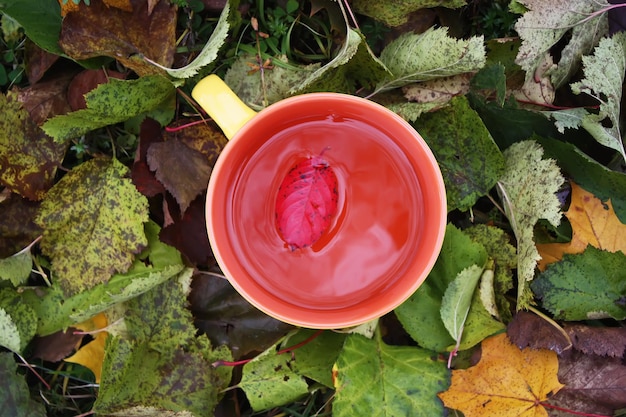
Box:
left=438, top=333, right=563, bottom=417
left=537, top=182, right=626, bottom=270
left=64, top=313, right=108, bottom=383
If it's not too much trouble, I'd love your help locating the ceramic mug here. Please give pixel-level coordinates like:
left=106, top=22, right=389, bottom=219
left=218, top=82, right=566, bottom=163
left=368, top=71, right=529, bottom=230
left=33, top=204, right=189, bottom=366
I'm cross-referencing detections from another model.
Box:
left=192, top=75, right=446, bottom=329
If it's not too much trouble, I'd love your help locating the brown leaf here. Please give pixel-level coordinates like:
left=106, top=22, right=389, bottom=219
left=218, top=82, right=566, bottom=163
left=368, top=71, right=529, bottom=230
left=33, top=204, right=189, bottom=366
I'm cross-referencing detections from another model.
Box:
left=146, top=138, right=212, bottom=214
left=546, top=350, right=626, bottom=417
left=16, top=74, right=73, bottom=124
left=537, top=182, right=626, bottom=270
left=159, top=195, right=213, bottom=266
left=0, top=194, right=42, bottom=258
left=167, top=120, right=227, bottom=167
left=24, top=40, right=60, bottom=84
left=565, top=324, right=626, bottom=358
left=131, top=118, right=166, bottom=197
left=59, top=0, right=176, bottom=76
left=30, top=329, right=83, bottom=362
left=67, top=69, right=126, bottom=111
left=103, top=0, right=133, bottom=11
left=507, top=311, right=572, bottom=354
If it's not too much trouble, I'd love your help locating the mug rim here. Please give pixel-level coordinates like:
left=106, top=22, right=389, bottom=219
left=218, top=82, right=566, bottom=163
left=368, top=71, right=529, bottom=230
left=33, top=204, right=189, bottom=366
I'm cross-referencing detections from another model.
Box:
left=206, top=92, right=447, bottom=328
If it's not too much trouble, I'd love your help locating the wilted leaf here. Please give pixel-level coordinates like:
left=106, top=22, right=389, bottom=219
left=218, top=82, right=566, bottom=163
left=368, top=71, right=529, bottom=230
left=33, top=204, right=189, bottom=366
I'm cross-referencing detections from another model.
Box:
left=438, top=333, right=564, bottom=417
left=59, top=0, right=176, bottom=76
left=537, top=182, right=626, bottom=269
left=42, top=75, right=175, bottom=142
left=94, top=272, right=233, bottom=417
left=377, top=27, right=485, bottom=92
left=147, top=138, right=212, bottom=215
left=0, top=194, right=41, bottom=258
left=21, top=221, right=185, bottom=336
left=511, top=52, right=555, bottom=106
left=36, top=157, right=148, bottom=295
left=416, top=96, right=505, bottom=211
left=354, top=0, right=466, bottom=26
left=0, top=352, right=46, bottom=417
left=395, top=224, right=487, bottom=352
left=291, top=28, right=391, bottom=94
left=497, top=140, right=565, bottom=309
left=333, top=332, right=449, bottom=417
left=0, top=289, right=36, bottom=352
left=507, top=311, right=572, bottom=354
left=532, top=246, right=626, bottom=320
left=0, top=249, right=31, bottom=287
left=546, top=350, right=626, bottom=416
left=30, top=329, right=84, bottom=363
left=64, top=313, right=108, bottom=383
left=515, top=0, right=608, bottom=89
left=570, top=32, right=626, bottom=161
left=0, top=91, right=67, bottom=200
left=189, top=272, right=293, bottom=360
left=147, top=0, right=230, bottom=78
left=563, top=324, right=626, bottom=358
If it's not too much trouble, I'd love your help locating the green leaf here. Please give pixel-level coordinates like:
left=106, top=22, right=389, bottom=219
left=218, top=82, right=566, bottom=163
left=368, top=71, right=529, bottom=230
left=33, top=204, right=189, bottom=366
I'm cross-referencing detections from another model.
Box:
left=0, top=352, right=46, bottom=417
left=351, top=0, right=466, bottom=27
left=570, top=32, right=626, bottom=161
left=536, top=135, right=626, bottom=224
left=395, top=224, right=488, bottom=352
left=497, top=140, right=565, bottom=309
left=374, top=90, right=442, bottom=122
left=333, top=333, right=449, bottom=417
left=95, top=273, right=233, bottom=417
left=440, top=265, right=484, bottom=345
left=470, top=63, right=507, bottom=106
left=532, top=246, right=626, bottom=320
left=41, top=75, right=175, bottom=142
left=0, top=0, right=63, bottom=55
left=0, top=92, right=68, bottom=200
left=514, top=0, right=608, bottom=89
left=20, top=221, right=184, bottom=336
left=35, top=157, right=149, bottom=296
left=0, top=289, right=36, bottom=352
left=290, top=28, right=391, bottom=94
left=377, top=27, right=485, bottom=92
left=0, top=249, right=31, bottom=287
left=415, top=96, right=505, bottom=211
left=147, top=0, right=230, bottom=78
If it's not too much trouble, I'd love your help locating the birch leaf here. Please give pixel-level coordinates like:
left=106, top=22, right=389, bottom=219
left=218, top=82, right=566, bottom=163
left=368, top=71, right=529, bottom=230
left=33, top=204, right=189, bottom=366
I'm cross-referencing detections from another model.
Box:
left=440, top=265, right=484, bottom=347
left=515, top=0, right=608, bottom=89
left=35, top=157, right=149, bottom=296
left=570, top=32, right=626, bottom=162
left=377, top=27, right=485, bottom=92
left=497, top=140, right=565, bottom=309
left=146, top=1, right=230, bottom=78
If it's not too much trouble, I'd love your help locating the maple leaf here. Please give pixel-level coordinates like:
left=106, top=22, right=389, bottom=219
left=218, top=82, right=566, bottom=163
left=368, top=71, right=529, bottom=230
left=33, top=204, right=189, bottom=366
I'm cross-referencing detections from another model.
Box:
left=36, top=157, right=149, bottom=296
left=438, top=333, right=564, bottom=417
left=537, top=182, right=626, bottom=270
left=64, top=313, right=108, bottom=383
left=496, top=140, right=565, bottom=309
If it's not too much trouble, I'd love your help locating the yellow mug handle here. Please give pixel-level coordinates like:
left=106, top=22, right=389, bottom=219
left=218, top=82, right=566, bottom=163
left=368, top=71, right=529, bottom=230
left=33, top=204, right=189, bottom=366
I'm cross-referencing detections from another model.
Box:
left=191, top=75, right=257, bottom=140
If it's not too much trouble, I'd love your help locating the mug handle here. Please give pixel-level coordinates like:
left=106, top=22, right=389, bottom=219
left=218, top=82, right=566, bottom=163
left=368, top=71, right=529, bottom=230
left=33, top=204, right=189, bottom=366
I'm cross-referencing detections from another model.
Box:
left=191, top=75, right=257, bottom=140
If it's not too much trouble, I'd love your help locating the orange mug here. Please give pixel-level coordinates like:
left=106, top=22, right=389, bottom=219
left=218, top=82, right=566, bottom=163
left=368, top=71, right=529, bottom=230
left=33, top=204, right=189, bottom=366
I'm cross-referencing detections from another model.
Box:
left=192, top=75, right=446, bottom=329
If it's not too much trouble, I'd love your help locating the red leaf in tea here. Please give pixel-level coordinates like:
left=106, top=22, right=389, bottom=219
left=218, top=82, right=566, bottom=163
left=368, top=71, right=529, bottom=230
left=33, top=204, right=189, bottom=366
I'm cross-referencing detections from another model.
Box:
left=275, top=152, right=339, bottom=250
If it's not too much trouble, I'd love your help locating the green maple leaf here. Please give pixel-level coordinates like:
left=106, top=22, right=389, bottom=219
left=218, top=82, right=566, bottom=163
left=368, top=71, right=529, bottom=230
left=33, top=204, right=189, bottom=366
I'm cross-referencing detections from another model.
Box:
left=497, top=140, right=565, bottom=309
left=36, top=157, right=149, bottom=296
left=377, top=27, right=485, bottom=93
left=333, top=332, right=449, bottom=417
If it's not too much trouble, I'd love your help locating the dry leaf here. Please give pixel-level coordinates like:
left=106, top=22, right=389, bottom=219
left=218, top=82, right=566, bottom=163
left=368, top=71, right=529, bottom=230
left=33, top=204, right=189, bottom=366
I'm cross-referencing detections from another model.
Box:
left=103, top=0, right=133, bottom=12
left=402, top=74, right=471, bottom=105
left=438, top=333, right=564, bottom=417
left=537, top=182, right=626, bottom=270
left=64, top=313, right=108, bottom=383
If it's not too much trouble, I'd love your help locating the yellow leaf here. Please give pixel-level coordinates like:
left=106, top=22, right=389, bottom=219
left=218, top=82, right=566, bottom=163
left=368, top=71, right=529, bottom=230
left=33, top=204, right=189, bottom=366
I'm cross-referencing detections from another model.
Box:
left=64, top=313, right=108, bottom=383
left=537, top=182, right=626, bottom=270
left=438, top=333, right=563, bottom=417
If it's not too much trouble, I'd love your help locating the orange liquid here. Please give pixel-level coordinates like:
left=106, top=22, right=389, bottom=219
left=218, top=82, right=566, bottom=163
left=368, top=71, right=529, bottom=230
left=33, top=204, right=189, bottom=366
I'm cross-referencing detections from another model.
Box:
left=224, top=115, right=423, bottom=310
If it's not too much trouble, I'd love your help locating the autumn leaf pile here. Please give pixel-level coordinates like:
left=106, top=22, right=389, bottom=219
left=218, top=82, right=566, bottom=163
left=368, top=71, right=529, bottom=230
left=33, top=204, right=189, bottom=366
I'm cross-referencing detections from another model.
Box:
left=1, top=0, right=626, bottom=416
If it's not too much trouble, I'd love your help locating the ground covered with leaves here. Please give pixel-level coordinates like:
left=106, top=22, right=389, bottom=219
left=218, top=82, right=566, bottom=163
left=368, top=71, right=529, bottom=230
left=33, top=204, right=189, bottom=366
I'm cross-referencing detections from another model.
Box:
left=1, top=0, right=626, bottom=416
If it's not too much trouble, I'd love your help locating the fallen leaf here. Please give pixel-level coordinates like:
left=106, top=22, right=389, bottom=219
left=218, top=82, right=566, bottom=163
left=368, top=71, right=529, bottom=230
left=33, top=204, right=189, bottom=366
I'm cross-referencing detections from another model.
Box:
left=532, top=246, right=626, bottom=320
left=0, top=194, right=41, bottom=258
left=24, top=40, right=60, bottom=84
left=0, top=289, right=37, bottom=352
left=103, top=0, right=133, bottom=12
left=403, top=74, right=471, bottom=105
left=67, top=69, right=126, bottom=111
left=351, top=0, right=465, bottom=27
left=564, top=324, right=626, bottom=358
left=59, top=0, right=176, bottom=76
left=0, top=249, right=32, bottom=287
left=497, top=140, right=565, bottom=309
left=64, top=313, right=108, bottom=383
left=507, top=311, right=572, bottom=354
left=131, top=118, right=166, bottom=198
left=512, top=52, right=555, bottom=106
left=35, top=157, right=149, bottom=296
left=30, top=329, right=83, bottom=363
left=438, top=333, right=564, bottom=417
left=0, top=352, right=46, bottom=417
left=546, top=350, right=626, bottom=417
left=275, top=152, right=339, bottom=250
left=537, top=182, right=626, bottom=270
